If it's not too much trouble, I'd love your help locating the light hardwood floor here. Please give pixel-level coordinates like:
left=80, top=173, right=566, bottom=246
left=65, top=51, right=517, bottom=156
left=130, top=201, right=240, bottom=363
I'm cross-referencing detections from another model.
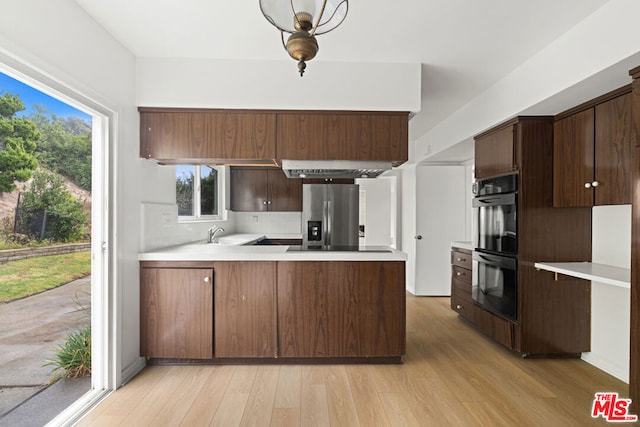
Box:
left=78, top=296, right=629, bottom=426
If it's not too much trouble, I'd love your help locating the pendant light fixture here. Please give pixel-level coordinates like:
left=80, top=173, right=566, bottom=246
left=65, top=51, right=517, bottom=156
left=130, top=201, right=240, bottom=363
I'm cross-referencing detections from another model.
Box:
left=259, top=0, right=349, bottom=77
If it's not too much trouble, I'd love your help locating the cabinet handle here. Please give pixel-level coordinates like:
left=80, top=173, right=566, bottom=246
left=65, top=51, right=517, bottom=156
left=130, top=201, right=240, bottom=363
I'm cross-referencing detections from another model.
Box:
left=456, top=271, right=463, bottom=276
left=457, top=257, right=466, bottom=262
left=267, top=201, right=272, bottom=204
left=584, top=182, right=591, bottom=188
left=415, top=235, right=423, bottom=240
left=456, top=304, right=463, bottom=309
left=591, top=181, right=599, bottom=187
left=204, top=277, right=210, bottom=283
left=263, top=201, right=267, bottom=205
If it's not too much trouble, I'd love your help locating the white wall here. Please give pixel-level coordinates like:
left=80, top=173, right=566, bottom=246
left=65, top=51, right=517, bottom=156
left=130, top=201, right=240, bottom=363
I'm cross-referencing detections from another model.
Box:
left=582, top=205, right=632, bottom=383
left=400, top=165, right=417, bottom=293
left=0, top=0, right=158, bottom=385
left=416, top=0, right=640, bottom=162
left=136, top=58, right=421, bottom=112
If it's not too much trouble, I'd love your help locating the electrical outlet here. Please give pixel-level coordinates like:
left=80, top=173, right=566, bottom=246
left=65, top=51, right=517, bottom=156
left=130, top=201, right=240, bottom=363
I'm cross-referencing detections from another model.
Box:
left=161, top=213, right=172, bottom=227
left=253, top=216, right=259, bottom=223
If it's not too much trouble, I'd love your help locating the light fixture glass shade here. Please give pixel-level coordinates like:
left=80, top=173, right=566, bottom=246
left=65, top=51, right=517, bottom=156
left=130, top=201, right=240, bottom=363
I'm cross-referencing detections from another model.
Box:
left=259, top=0, right=349, bottom=35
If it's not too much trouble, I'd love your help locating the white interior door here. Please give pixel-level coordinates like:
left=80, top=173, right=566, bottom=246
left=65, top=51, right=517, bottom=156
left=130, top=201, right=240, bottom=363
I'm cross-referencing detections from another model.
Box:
left=414, top=165, right=467, bottom=296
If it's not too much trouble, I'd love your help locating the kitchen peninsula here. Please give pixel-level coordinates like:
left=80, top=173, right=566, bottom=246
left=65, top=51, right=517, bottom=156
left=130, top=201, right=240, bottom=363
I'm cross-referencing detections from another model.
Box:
left=138, top=235, right=407, bottom=363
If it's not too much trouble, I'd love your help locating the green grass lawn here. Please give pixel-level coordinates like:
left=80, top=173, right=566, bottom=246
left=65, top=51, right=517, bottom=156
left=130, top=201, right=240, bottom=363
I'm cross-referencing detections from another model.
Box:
left=0, top=251, right=91, bottom=303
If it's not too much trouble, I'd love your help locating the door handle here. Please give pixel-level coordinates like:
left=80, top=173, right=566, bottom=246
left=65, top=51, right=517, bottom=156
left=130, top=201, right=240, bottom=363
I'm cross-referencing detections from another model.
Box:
left=415, top=235, right=423, bottom=240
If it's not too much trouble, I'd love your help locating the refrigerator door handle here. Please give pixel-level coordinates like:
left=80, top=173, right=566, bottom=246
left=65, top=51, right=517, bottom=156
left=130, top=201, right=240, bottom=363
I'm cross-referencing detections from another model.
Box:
left=325, top=200, right=332, bottom=246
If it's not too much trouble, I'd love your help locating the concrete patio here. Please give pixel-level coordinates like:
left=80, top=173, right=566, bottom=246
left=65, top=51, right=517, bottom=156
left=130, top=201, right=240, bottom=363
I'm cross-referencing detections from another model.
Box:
left=0, top=276, right=91, bottom=425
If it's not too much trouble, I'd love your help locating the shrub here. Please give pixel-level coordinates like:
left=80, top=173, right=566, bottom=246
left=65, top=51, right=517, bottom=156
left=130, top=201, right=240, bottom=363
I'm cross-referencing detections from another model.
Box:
left=45, top=325, right=91, bottom=381
left=17, top=169, right=88, bottom=241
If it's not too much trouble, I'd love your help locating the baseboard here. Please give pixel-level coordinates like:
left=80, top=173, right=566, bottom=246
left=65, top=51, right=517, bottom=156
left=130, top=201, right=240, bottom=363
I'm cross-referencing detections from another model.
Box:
left=581, top=353, right=629, bottom=384
left=120, top=357, right=146, bottom=387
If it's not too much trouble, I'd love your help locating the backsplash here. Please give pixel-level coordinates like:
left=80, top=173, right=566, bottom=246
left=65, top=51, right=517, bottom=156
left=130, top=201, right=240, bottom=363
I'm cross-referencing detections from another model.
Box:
left=233, top=211, right=302, bottom=235
left=140, top=202, right=235, bottom=251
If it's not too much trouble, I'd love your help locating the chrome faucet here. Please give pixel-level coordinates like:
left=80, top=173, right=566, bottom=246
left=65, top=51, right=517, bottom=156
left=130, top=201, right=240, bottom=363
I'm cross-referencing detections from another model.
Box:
left=207, top=226, right=225, bottom=243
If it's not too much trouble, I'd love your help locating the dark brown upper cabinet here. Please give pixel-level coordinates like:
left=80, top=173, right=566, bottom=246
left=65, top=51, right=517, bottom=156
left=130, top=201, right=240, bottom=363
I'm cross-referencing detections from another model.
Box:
left=230, top=167, right=302, bottom=212
left=139, top=108, right=277, bottom=163
left=553, top=90, right=632, bottom=207
left=139, top=108, right=409, bottom=166
left=474, top=120, right=518, bottom=179
left=276, top=111, right=408, bottom=166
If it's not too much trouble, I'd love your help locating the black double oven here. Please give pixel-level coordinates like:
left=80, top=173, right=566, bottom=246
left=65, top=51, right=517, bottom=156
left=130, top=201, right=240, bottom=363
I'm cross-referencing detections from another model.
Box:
left=472, top=174, right=518, bottom=321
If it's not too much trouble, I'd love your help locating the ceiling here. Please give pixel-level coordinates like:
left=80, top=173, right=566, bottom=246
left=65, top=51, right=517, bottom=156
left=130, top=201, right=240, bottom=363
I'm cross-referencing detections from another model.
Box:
left=73, top=0, right=610, bottom=159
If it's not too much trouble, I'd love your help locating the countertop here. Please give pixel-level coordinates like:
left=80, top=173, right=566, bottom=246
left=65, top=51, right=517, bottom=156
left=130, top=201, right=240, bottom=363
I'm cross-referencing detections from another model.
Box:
left=534, top=261, right=630, bottom=289
left=451, top=241, right=474, bottom=251
left=139, top=233, right=407, bottom=262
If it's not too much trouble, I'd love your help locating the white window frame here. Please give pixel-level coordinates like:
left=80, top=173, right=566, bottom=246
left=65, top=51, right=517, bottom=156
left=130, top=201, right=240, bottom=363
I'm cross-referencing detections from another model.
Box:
left=177, top=165, right=224, bottom=222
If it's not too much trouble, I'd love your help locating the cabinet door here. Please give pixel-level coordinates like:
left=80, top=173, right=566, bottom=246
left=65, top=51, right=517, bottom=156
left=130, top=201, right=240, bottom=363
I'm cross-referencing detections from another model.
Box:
left=276, top=112, right=408, bottom=164
left=140, top=111, right=208, bottom=160
left=277, top=261, right=405, bottom=358
left=553, top=109, right=595, bottom=207
left=140, top=268, right=213, bottom=359
left=595, top=93, right=633, bottom=205
left=214, top=262, right=277, bottom=358
left=229, top=168, right=269, bottom=212
left=139, top=110, right=277, bottom=161
left=474, top=125, right=516, bottom=179
left=267, top=169, right=302, bottom=211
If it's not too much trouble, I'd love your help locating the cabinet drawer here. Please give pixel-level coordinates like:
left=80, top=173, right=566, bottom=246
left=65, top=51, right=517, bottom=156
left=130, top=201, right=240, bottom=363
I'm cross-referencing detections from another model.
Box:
left=451, top=293, right=474, bottom=321
left=474, top=307, right=514, bottom=349
left=452, top=277, right=472, bottom=297
left=451, top=250, right=472, bottom=270
left=452, top=265, right=471, bottom=285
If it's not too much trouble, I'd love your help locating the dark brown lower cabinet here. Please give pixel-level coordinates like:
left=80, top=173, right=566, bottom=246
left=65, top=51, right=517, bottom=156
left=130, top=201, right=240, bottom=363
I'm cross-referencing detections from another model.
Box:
left=140, top=265, right=213, bottom=359
left=214, top=262, right=277, bottom=358
left=140, top=260, right=406, bottom=362
left=277, top=261, right=406, bottom=358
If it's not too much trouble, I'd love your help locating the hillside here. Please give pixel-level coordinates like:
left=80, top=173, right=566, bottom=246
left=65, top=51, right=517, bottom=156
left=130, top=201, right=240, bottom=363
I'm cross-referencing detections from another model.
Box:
left=0, top=175, right=91, bottom=222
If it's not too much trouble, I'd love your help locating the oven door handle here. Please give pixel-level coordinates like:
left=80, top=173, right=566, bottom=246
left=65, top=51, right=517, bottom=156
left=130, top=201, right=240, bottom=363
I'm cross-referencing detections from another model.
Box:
left=473, top=251, right=517, bottom=270
left=472, top=192, right=516, bottom=208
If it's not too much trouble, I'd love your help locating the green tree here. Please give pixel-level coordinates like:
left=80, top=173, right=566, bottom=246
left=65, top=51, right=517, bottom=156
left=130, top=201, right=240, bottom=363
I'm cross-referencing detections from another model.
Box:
left=30, top=106, right=92, bottom=190
left=18, top=170, right=88, bottom=241
left=176, top=170, right=194, bottom=216
left=0, top=93, right=39, bottom=192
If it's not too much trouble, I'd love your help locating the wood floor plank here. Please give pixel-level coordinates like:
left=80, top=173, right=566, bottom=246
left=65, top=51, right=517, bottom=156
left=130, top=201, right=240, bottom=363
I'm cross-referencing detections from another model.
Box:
left=227, top=365, right=258, bottom=394
left=211, top=392, right=250, bottom=427
left=149, top=365, right=212, bottom=425
left=300, top=384, right=331, bottom=427
left=378, top=392, right=422, bottom=427
left=344, top=365, right=391, bottom=427
left=324, top=365, right=360, bottom=427
left=179, top=365, right=236, bottom=426
left=239, top=366, right=279, bottom=427
left=273, top=365, right=301, bottom=409
left=122, top=365, right=200, bottom=425
left=301, top=365, right=326, bottom=386
left=77, top=295, right=631, bottom=426
left=269, top=408, right=300, bottom=427
left=76, top=366, right=166, bottom=424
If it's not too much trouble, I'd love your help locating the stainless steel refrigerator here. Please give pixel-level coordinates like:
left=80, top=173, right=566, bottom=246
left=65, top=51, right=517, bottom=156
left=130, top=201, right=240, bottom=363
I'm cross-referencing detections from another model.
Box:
left=302, top=184, right=359, bottom=250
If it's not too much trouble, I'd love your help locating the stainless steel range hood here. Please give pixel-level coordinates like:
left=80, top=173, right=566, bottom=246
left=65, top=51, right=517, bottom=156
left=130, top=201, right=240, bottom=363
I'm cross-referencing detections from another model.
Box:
left=281, top=159, right=392, bottom=179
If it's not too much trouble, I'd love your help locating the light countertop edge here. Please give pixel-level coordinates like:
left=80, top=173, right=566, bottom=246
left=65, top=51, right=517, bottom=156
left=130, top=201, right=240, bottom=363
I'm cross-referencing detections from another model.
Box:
left=534, top=262, right=630, bottom=289
left=139, top=233, right=407, bottom=262
left=451, top=241, right=474, bottom=251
